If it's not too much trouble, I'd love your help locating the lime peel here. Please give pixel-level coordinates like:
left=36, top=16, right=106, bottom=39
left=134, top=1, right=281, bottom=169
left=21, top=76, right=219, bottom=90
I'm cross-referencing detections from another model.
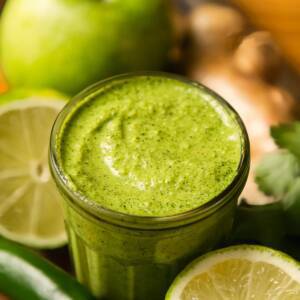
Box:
left=166, top=245, right=300, bottom=300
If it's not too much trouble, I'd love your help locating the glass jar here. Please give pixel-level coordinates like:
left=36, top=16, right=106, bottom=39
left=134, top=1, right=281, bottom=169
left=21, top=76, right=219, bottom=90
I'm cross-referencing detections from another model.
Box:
left=49, top=73, right=250, bottom=300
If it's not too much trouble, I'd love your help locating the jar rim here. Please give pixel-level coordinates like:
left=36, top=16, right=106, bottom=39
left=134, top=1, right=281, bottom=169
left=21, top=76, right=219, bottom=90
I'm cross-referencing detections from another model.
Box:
left=49, top=71, right=250, bottom=230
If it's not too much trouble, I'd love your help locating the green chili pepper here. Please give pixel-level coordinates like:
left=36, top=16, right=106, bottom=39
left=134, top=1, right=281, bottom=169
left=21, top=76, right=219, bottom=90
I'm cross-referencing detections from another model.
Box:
left=0, top=237, right=95, bottom=300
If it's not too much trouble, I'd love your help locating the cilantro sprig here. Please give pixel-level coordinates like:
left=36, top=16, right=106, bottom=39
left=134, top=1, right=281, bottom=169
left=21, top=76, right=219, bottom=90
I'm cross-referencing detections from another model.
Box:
left=271, top=123, right=300, bottom=159
left=255, top=121, right=300, bottom=237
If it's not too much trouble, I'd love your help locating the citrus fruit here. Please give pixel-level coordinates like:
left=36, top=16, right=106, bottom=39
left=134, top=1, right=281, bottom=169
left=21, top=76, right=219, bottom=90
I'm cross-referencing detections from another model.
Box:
left=166, top=245, right=300, bottom=299
left=0, top=90, right=68, bottom=248
left=0, top=0, right=172, bottom=95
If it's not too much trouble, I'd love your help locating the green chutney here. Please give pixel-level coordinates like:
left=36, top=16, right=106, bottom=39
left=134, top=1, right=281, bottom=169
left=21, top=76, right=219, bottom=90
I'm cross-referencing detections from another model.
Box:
left=58, top=75, right=242, bottom=216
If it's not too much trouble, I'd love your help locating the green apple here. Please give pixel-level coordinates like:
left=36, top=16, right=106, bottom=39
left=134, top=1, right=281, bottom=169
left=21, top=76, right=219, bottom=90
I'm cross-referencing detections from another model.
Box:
left=0, top=0, right=173, bottom=95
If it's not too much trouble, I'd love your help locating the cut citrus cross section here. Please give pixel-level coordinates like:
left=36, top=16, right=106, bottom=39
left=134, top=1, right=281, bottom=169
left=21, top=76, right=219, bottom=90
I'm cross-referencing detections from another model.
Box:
left=0, top=91, right=67, bottom=248
left=166, top=245, right=300, bottom=300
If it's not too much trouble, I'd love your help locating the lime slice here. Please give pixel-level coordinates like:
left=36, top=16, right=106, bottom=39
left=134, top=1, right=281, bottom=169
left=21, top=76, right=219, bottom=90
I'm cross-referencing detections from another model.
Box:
left=0, top=90, right=68, bottom=249
left=166, top=245, right=300, bottom=300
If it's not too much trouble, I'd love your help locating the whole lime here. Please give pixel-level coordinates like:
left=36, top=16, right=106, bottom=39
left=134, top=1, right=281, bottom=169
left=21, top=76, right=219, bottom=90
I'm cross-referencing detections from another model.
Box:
left=0, top=0, right=173, bottom=95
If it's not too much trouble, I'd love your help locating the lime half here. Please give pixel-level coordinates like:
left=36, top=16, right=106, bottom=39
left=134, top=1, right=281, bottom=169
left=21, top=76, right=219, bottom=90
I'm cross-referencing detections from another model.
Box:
left=0, top=91, right=67, bottom=248
left=166, top=245, right=300, bottom=300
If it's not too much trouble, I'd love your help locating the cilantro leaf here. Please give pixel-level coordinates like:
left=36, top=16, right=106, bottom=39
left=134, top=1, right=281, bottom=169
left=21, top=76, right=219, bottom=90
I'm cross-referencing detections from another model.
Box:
left=255, top=150, right=300, bottom=198
left=271, top=122, right=300, bottom=159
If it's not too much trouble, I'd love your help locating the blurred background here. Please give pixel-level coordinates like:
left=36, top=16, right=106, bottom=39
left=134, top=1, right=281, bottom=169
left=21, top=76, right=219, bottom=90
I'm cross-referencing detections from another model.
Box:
left=1, top=0, right=300, bottom=291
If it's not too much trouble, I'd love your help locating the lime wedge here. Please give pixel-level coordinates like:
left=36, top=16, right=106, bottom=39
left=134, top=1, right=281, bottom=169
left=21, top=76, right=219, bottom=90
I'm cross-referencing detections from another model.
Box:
left=0, top=91, right=68, bottom=248
left=166, top=245, right=300, bottom=300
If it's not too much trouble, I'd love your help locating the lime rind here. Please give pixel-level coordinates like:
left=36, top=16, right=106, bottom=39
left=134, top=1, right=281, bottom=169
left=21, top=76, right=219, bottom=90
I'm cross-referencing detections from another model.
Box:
left=166, top=245, right=300, bottom=300
left=0, top=98, right=65, bottom=113
left=0, top=89, right=68, bottom=106
left=0, top=226, right=67, bottom=249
